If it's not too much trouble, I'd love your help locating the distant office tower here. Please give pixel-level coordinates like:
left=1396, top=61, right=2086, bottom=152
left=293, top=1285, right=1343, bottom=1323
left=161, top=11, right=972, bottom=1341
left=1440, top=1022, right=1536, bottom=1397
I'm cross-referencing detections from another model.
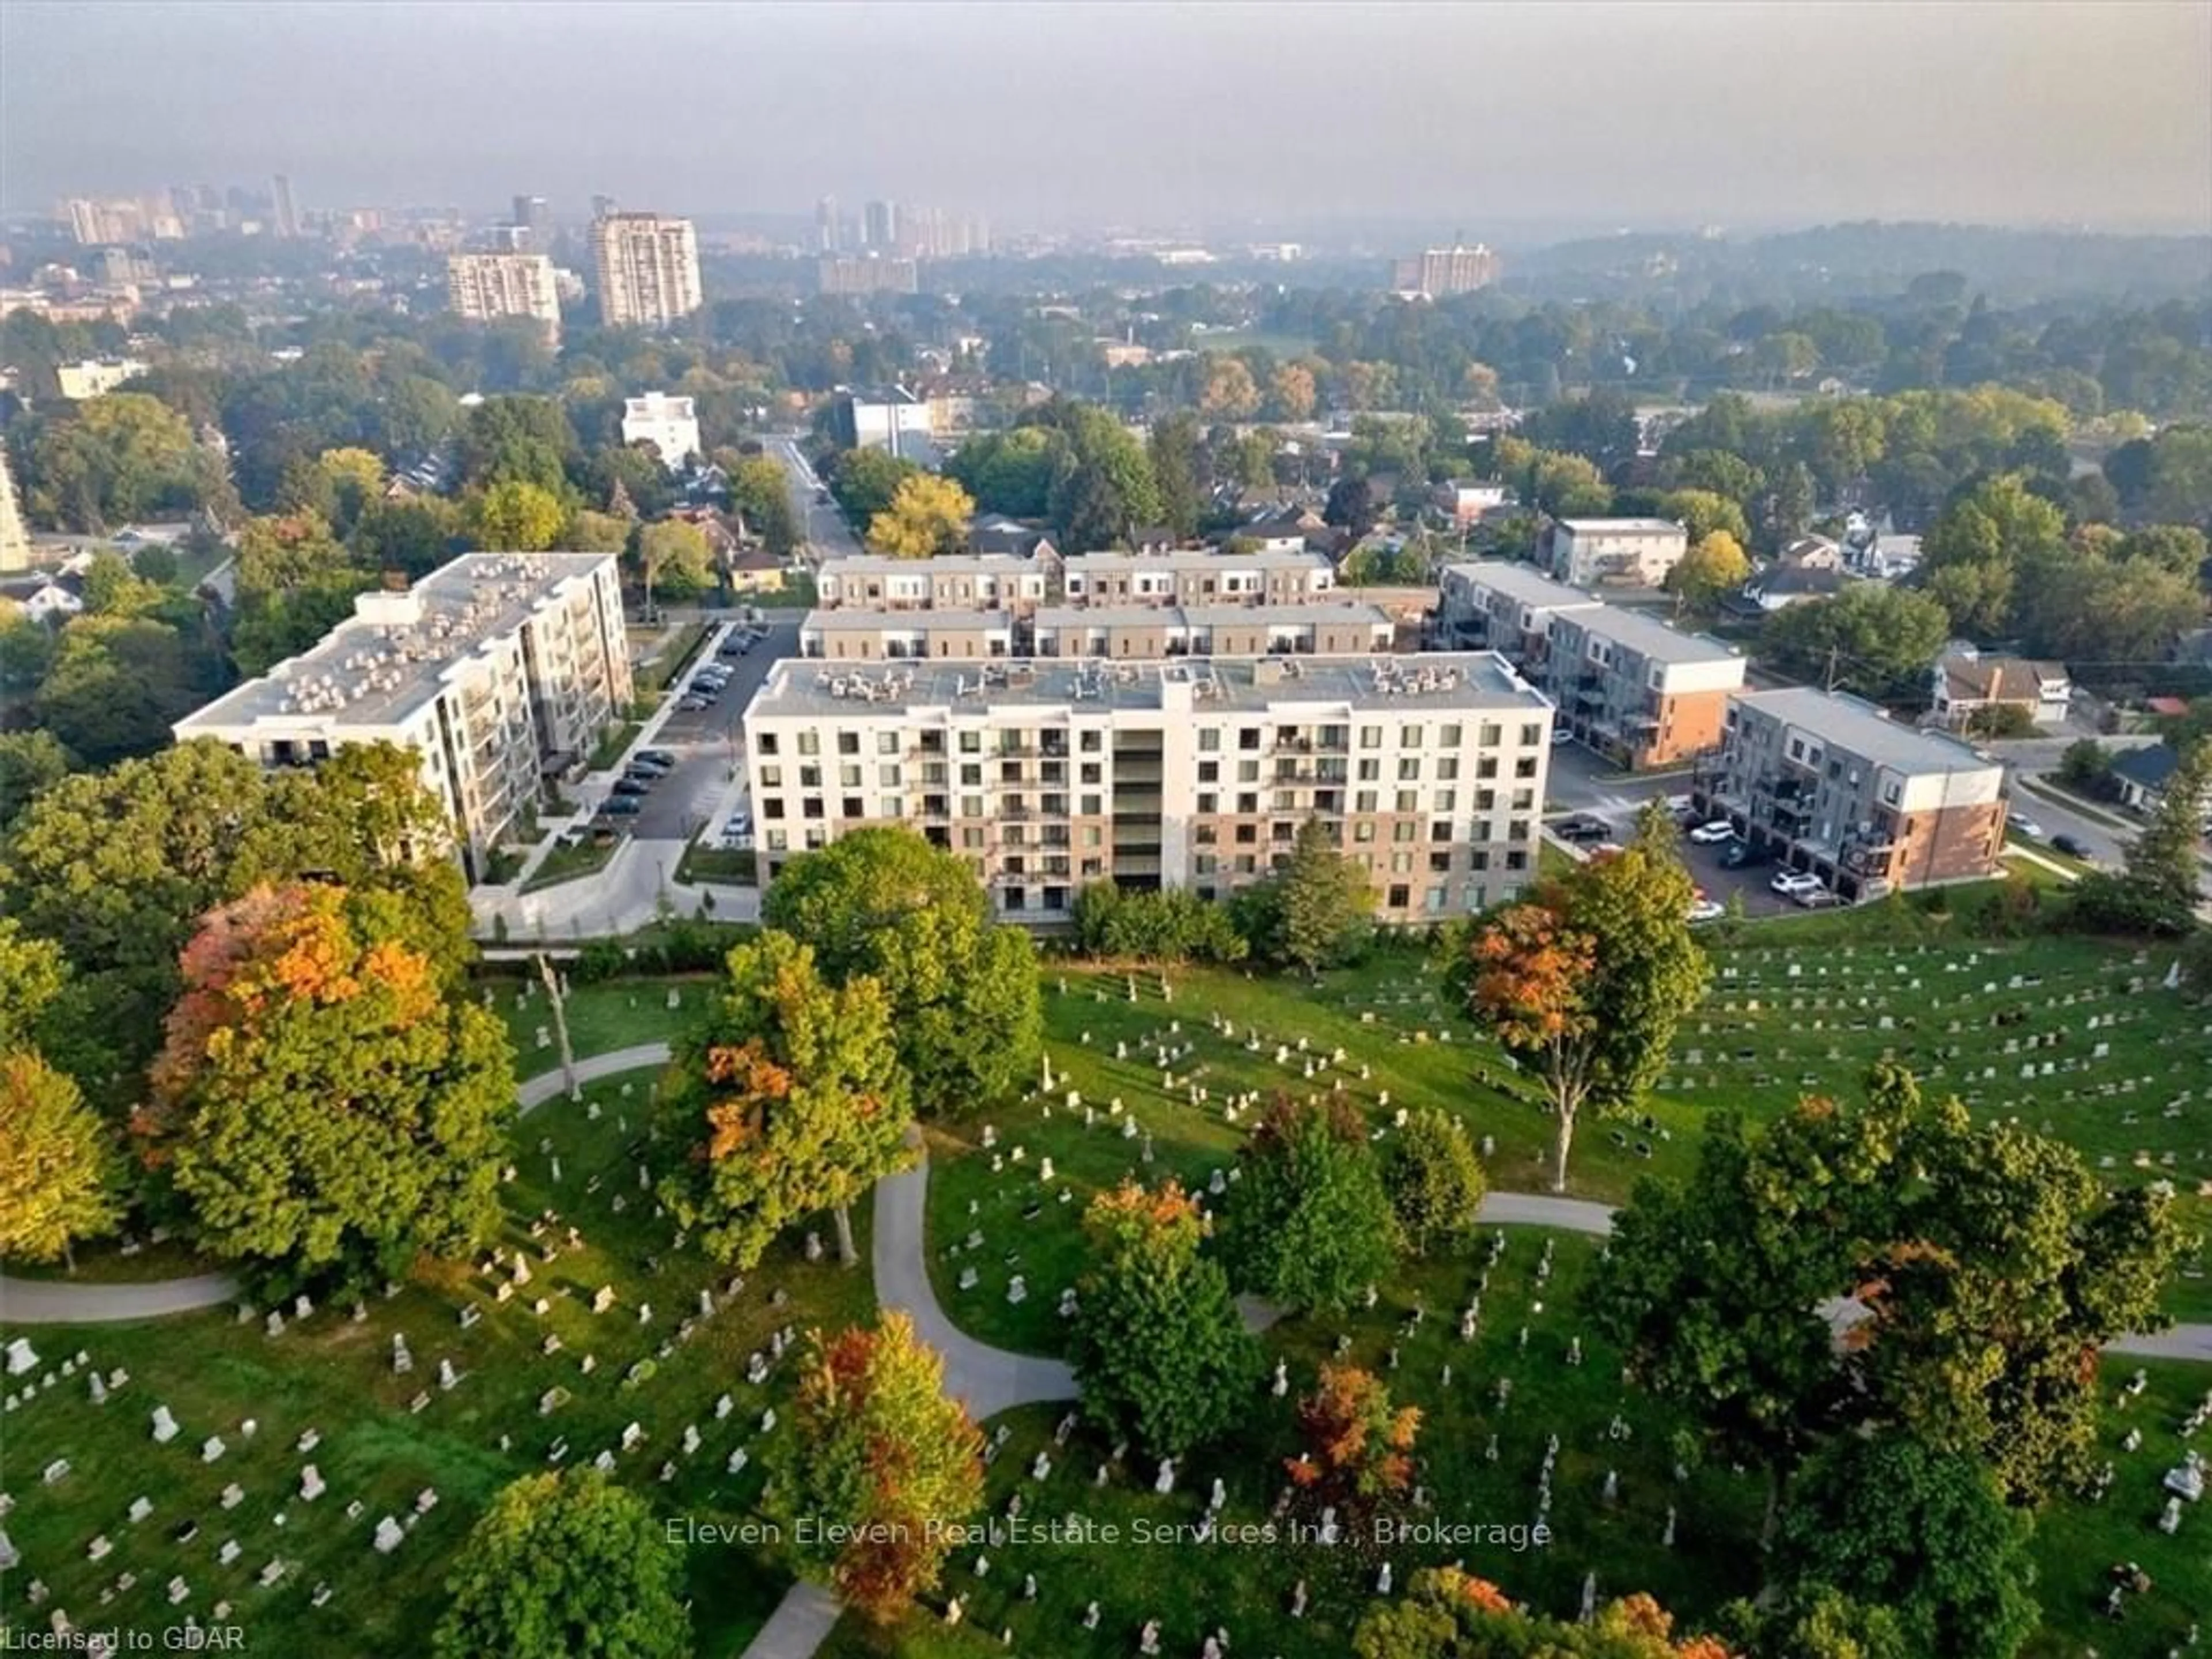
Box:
left=0, top=446, right=31, bottom=574
left=1391, top=243, right=1500, bottom=297
left=590, top=194, right=619, bottom=219
left=816, top=195, right=840, bottom=252
left=816, top=255, right=919, bottom=297
left=271, top=174, right=300, bottom=239
left=512, top=194, right=552, bottom=241
left=590, top=212, right=703, bottom=328
left=863, top=199, right=899, bottom=252
left=448, top=252, right=563, bottom=345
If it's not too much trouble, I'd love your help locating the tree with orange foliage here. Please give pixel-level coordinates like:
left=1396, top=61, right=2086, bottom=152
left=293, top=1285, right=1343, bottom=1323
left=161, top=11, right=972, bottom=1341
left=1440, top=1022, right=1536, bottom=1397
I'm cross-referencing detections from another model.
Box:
left=1353, top=1566, right=1743, bottom=1659
left=1070, top=1179, right=1258, bottom=1459
left=656, top=929, right=911, bottom=1268
left=148, top=882, right=514, bottom=1287
left=1458, top=827, right=1706, bottom=1192
left=1285, top=1363, right=1420, bottom=1514
left=767, top=1311, right=984, bottom=1622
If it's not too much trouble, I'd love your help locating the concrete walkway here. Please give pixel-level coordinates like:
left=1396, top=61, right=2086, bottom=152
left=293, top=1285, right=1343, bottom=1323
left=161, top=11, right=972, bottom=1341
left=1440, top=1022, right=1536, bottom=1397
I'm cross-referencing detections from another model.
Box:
left=0, top=1271, right=244, bottom=1326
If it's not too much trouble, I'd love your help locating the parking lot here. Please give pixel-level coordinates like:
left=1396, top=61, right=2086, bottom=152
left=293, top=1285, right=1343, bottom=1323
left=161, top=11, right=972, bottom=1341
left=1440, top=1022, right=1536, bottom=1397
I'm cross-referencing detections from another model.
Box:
left=1547, top=804, right=1802, bottom=919
left=587, top=615, right=797, bottom=841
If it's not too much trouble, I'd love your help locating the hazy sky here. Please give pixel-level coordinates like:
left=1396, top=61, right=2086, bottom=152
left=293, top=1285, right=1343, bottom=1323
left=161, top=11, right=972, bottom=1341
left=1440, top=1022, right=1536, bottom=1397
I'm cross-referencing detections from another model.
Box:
left=3, top=0, right=2207, bottom=234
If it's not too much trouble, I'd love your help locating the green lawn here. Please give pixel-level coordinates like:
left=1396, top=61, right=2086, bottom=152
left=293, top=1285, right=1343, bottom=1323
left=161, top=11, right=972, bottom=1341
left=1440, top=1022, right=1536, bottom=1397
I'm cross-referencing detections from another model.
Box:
left=0, top=1062, right=872, bottom=1658
left=486, top=972, right=712, bottom=1060
left=588, top=721, right=645, bottom=772
left=520, top=836, right=619, bottom=894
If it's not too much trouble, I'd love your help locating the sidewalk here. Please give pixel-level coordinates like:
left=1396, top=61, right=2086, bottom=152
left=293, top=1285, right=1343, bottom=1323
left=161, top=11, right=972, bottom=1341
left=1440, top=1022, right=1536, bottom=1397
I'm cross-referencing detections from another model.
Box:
left=472, top=838, right=762, bottom=939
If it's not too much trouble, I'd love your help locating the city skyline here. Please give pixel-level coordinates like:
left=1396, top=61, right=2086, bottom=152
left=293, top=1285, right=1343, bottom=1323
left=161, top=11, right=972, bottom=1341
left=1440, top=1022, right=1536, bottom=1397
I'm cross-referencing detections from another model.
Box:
left=3, top=1, right=2207, bottom=234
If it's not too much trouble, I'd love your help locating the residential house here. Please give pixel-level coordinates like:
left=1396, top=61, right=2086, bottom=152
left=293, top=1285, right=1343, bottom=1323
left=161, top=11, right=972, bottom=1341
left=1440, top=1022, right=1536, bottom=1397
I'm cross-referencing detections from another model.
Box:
left=1725, top=564, right=1849, bottom=616
left=2109, top=743, right=2211, bottom=820
left=1432, top=481, right=1509, bottom=527
left=1929, top=647, right=2071, bottom=732
left=1540, top=518, right=1690, bottom=589
left=726, top=547, right=787, bottom=595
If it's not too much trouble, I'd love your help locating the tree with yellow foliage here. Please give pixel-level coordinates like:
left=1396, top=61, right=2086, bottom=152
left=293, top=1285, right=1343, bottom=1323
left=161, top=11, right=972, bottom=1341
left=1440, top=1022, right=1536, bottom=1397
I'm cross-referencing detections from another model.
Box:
left=1665, top=529, right=1752, bottom=616
left=0, top=1051, right=120, bottom=1268
left=865, top=474, right=975, bottom=559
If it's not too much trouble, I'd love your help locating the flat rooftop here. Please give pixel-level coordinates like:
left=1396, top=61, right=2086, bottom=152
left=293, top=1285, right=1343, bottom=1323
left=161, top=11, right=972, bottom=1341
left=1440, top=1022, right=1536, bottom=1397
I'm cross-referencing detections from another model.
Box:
left=1035, top=601, right=1392, bottom=630
left=1736, top=688, right=2000, bottom=775
left=802, top=607, right=1014, bottom=631
left=179, top=552, right=614, bottom=732
left=822, top=554, right=1034, bottom=580
left=1444, top=560, right=1601, bottom=610
left=1063, top=548, right=1331, bottom=574
left=749, top=653, right=1547, bottom=722
left=1558, top=604, right=1738, bottom=666
left=1555, top=517, right=1686, bottom=535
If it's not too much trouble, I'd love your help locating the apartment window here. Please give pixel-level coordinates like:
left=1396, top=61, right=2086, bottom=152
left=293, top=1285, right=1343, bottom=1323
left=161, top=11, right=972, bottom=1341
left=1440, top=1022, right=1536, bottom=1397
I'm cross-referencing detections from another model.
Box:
left=1355, top=790, right=1378, bottom=813
left=1198, top=793, right=1218, bottom=815
left=757, top=733, right=780, bottom=756
left=1194, top=824, right=1217, bottom=846
left=1439, top=724, right=1462, bottom=748
left=1471, top=849, right=1490, bottom=871
left=1198, top=730, right=1220, bottom=752
left=842, top=796, right=863, bottom=819
left=959, top=731, right=982, bottom=753
left=877, top=731, right=899, bottom=755
left=1359, top=725, right=1382, bottom=748
left=1391, top=851, right=1413, bottom=874
left=878, top=764, right=900, bottom=786
left=1081, top=730, right=1103, bottom=752
left=1477, top=757, right=1499, bottom=779
left=1393, top=821, right=1418, bottom=843
left=1387, top=884, right=1411, bottom=910
left=1237, top=792, right=1259, bottom=814
left=801, top=797, right=824, bottom=820
left=1194, top=854, right=1218, bottom=876
left=1238, top=727, right=1262, bottom=751
left=800, top=764, right=823, bottom=789
left=1478, top=723, right=1500, bottom=747
left=960, top=764, right=983, bottom=786
left=1082, top=763, right=1103, bottom=785
left=838, top=732, right=859, bottom=755
left=797, top=732, right=820, bottom=756
left=1881, top=781, right=1902, bottom=806
left=759, top=765, right=783, bottom=788
left=1354, top=821, right=1376, bottom=843
left=766, top=830, right=788, bottom=853
left=1198, top=761, right=1219, bottom=784
left=1400, top=725, right=1424, bottom=748
left=840, top=764, right=862, bottom=787
left=1396, top=790, right=1419, bottom=814
left=1431, top=820, right=1454, bottom=843
left=1082, top=825, right=1103, bottom=847
left=1081, top=794, right=1103, bottom=815
left=1512, top=788, right=1535, bottom=811
left=1237, top=760, right=1260, bottom=783
left=763, top=797, right=785, bottom=819
left=878, top=796, right=903, bottom=819
left=1424, top=886, right=1448, bottom=914
left=1476, top=788, right=1498, bottom=812
left=1514, top=756, right=1539, bottom=779
left=961, top=796, right=984, bottom=817
left=1520, top=724, right=1543, bottom=747
left=1357, top=759, right=1381, bottom=782
left=1429, top=851, right=1452, bottom=874
left=1433, top=790, right=1457, bottom=814
left=1397, top=757, right=1421, bottom=781
left=1506, top=850, right=1528, bottom=872
left=1235, top=824, right=1257, bottom=845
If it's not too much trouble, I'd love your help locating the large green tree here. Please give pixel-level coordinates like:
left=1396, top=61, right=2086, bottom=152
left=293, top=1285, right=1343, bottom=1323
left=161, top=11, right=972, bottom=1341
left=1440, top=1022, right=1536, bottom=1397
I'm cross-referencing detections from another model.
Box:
left=1921, top=473, right=2067, bottom=638
left=148, top=882, right=514, bottom=1289
left=34, top=615, right=226, bottom=767
left=433, top=1470, right=690, bottom=1659
left=1758, top=584, right=1952, bottom=700
left=1383, top=1107, right=1488, bottom=1258
left=1772, top=1435, right=2037, bottom=1659
left=1220, top=1094, right=1400, bottom=1313
left=1232, top=817, right=1377, bottom=975
left=1071, top=1180, right=1259, bottom=1459
left=1459, top=838, right=1707, bottom=1191
left=20, top=392, right=227, bottom=531
left=0, top=730, right=73, bottom=831
left=1354, top=1569, right=1734, bottom=1659
left=768, top=1312, right=984, bottom=1621
left=761, top=828, right=1041, bottom=1116
left=657, top=930, right=911, bottom=1267
left=0, top=1050, right=122, bottom=1267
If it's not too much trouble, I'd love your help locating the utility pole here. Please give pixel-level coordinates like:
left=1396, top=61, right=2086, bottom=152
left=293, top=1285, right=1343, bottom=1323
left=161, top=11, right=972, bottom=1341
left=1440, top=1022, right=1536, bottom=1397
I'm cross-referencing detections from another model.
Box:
left=1824, top=644, right=1842, bottom=694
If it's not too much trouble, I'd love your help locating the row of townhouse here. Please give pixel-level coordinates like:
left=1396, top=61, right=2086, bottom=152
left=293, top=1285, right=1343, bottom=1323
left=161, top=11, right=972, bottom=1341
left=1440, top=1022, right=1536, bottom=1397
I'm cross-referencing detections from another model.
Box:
left=740, top=653, right=1556, bottom=925
left=1433, top=562, right=1744, bottom=769
left=813, top=548, right=1338, bottom=613
left=174, top=553, right=632, bottom=878
left=1691, top=688, right=2009, bottom=900
left=798, top=601, right=1397, bottom=662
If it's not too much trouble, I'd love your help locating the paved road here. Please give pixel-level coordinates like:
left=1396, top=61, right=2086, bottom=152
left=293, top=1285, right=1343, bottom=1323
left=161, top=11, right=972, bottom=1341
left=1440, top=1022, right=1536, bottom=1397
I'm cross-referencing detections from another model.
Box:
left=634, top=616, right=798, bottom=840
left=768, top=435, right=861, bottom=562
left=0, top=1271, right=243, bottom=1326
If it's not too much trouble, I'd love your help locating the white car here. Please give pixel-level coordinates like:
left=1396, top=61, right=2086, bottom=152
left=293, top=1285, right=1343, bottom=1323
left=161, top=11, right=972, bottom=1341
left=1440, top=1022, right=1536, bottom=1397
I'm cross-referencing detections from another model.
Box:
left=2010, top=818, right=2045, bottom=839
left=1687, top=899, right=1726, bottom=923
left=1687, top=820, right=1736, bottom=844
left=1770, top=870, right=1824, bottom=896
left=1550, top=728, right=1574, bottom=747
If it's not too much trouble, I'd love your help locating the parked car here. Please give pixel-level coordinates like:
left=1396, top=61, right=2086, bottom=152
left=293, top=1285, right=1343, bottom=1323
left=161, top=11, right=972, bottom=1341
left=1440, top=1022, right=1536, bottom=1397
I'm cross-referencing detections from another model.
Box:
left=1720, top=839, right=1774, bottom=870
left=1687, top=899, right=1727, bottom=923
left=2051, top=833, right=2092, bottom=859
left=1771, top=870, right=1824, bottom=896
left=613, top=777, right=656, bottom=797
left=596, top=797, right=642, bottom=817
left=1687, top=820, right=1736, bottom=844
left=1790, top=884, right=1843, bottom=909
left=2010, top=817, right=2045, bottom=839
left=677, top=696, right=711, bottom=713
left=1550, top=728, right=1574, bottom=747
left=637, top=748, right=676, bottom=767
left=1553, top=815, right=1611, bottom=844
left=627, top=755, right=673, bottom=775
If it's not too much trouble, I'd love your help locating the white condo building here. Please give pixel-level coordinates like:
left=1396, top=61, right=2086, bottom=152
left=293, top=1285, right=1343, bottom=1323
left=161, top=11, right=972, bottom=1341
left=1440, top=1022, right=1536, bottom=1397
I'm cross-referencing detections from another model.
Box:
left=590, top=213, right=703, bottom=328
left=175, top=554, right=632, bottom=877
left=620, top=393, right=702, bottom=470
left=741, top=653, right=1555, bottom=924
left=447, top=253, right=563, bottom=344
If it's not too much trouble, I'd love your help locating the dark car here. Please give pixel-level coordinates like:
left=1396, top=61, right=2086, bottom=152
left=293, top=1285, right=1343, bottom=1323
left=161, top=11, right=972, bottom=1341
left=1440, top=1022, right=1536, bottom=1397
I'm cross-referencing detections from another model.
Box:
left=1552, top=815, right=1611, bottom=844
left=637, top=749, right=676, bottom=768
left=596, top=797, right=642, bottom=817
left=2051, top=833, right=2092, bottom=859
left=611, top=777, right=653, bottom=797
left=1720, top=838, right=1775, bottom=869
left=626, top=755, right=673, bottom=776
